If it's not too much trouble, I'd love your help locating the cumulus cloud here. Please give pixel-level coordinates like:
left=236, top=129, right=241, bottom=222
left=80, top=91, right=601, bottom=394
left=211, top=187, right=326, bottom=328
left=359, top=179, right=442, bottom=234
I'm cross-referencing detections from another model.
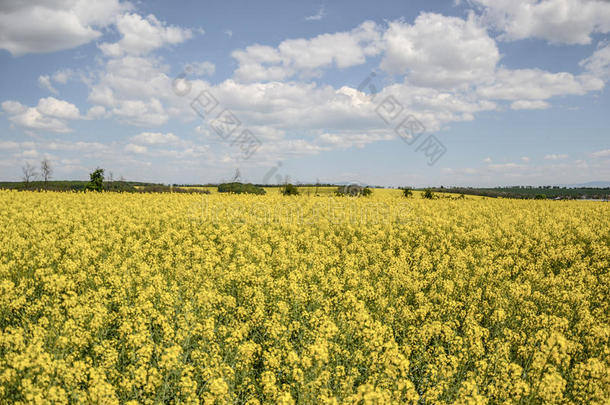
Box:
left=1, top=97, right=81, bottom=133
left=86, top=54, right=208, bottom=126
left=472, top=0, right=610, bottom=45
left=0, top=0, right=130, bottom=56
left=232, top=21, right=382, bottom=82
left=98, top=13, right=193, bottom=57
left=380, top=12, right=499, bottom=88
left=477, top=68, right=603, bottom=100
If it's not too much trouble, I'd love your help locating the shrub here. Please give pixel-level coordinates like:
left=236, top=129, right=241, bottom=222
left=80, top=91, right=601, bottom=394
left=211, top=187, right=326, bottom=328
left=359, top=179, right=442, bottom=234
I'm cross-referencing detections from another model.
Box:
left=402, top=187, right=413, bottom=198
left=422, top=189, right=435, bottom=199
left=217, top=182, right=266, bottom=195
left=335, top=184, right=372, bottom=197
left=281, top=183, right=300, bottom=196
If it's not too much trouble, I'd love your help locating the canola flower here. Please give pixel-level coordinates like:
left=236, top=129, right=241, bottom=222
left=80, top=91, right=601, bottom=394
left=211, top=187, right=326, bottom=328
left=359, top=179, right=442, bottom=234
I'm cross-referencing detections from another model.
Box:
left=0, top=189, right=608, bottom=404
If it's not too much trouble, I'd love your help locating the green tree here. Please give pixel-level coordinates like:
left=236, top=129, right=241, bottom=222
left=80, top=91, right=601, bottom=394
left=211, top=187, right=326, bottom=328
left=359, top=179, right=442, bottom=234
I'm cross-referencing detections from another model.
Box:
left=86, top=168, right=104, bottom=192
left=402, top=187, right=413, bottom=198
left=422, top=188, right=435, bottom=199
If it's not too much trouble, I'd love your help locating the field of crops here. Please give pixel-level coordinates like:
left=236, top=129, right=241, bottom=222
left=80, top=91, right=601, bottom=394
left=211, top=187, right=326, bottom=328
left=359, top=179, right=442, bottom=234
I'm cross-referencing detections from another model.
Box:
left=0, top=190, right=608, bottom=404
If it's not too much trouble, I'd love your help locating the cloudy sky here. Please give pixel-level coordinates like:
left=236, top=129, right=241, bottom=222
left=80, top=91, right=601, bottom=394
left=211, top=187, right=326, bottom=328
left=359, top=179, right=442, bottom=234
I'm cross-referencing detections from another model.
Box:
left=1, top=0, right=609, bottom=187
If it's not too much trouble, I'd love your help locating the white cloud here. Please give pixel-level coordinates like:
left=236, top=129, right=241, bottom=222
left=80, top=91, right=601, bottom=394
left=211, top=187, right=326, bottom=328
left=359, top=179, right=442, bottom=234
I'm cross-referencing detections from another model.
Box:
left=86, top=106, right=107, bottom=119
left=111, top=98, right=168, bottom=127
left=0, top=141, right=19, bottom=149
left=37, top=97, right=80, bottom=119
left=188, top=61, right=215, bottom=76
left=305, top=6, right=326, bottom=21
left=125, top=143, right=148, bottom=154
left=477, top=68, right=604, bottom=100
left=130, top=132, right=180, bottom=145
left=0, top=0, right=130, bottom=56
left=52, top=69, right=74, bottom=84
left=544, top=153, right=568, bottom=160
left=232, top=21, right=382, bottom=82
left=99, top=13, right=193, bottom=57
left=1, top=97, right=81, bottom=133
left=483, top=157, right=492, bottom=163
left=591, top=149, right=610, bottom=158
left=86, top=54, right=210, bottom=126
left=472, top=0, right=610, bottom=44
left=381, top=12, right=499, bottom=89
left=510, top=100, right=550, bottom=110
left=580, top=42, right=610, bottom=81
left=38, top=75, right=58, bottom=94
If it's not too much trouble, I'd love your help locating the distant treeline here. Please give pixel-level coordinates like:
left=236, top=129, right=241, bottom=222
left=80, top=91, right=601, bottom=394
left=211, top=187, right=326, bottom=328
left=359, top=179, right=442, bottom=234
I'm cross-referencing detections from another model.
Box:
left=0, top=181, right=210, bottom=194
left=430, top=186, right=610, bottom=200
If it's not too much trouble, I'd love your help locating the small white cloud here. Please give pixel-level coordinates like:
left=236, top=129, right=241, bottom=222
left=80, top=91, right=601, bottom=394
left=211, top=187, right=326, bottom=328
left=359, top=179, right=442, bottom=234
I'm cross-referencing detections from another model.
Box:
left=544, top=154, right=568, bottom=160
left=130, top=132, right=180, bottom=145
left=510, top=100, right=550, bottom=110
left=521, top=156, right=530, bottom=163
left=188, top=61, right=215, bottom=76
left=224, top=29, right=233, bottom=38
left=125, top=143, right=148, bottom=154
left=37, top=97, right=80, bottom=119
left=99, top=13, right=193, bottom=57
left=591, top=149, right=610, bottom=158
left=52, top=69, right=74, bottom=84
left=38, top=75, right=58, bottom=94
left=483, top=157, right=492, bottom=164
left=305, top=6, right=326, bottom=21
left=580, top=42, right=610, bottom=81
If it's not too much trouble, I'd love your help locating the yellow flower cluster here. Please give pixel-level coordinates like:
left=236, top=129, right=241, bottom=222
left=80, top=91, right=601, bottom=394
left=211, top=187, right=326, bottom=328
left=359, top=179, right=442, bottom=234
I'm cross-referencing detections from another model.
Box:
left=0, top=190, right=608, bottom=404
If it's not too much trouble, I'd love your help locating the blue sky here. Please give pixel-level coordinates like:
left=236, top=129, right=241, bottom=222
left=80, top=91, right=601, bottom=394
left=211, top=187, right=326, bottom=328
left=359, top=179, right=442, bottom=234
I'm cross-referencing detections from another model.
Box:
left=0, top=0, right=609, bottom=187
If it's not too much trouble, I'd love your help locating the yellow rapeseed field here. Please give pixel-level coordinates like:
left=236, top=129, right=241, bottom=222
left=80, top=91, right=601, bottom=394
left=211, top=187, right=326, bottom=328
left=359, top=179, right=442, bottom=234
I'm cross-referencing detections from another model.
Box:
left=0, top=190, right=608, bottom=404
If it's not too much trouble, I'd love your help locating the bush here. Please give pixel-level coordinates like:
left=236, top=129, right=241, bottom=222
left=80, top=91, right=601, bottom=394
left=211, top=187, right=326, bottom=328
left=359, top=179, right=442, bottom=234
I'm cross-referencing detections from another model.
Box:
left=137, top=185, right=210, bottom=194
left=402, top=187, right=413, bottom=198
left=281, top=183, right=300, bottom=196
left=217, top=182, right=266, bottom=195
left=534, top=194, right=547, bottom=200
left=335, top=184, right=372, bottom=197
left=422, top=189, right=435, bottom=199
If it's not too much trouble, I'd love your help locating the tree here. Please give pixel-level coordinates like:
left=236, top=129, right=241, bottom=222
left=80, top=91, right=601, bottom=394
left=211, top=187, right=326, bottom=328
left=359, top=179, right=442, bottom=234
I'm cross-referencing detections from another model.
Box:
left=86, top=168, right=104, bottom=192
left=22, top=162, right=38, bottom=187
left=422, top=188, right=435, bottom=199
left=402, top=187, right=413, bottom=198
left=40, top=159, right=53, bottom=188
